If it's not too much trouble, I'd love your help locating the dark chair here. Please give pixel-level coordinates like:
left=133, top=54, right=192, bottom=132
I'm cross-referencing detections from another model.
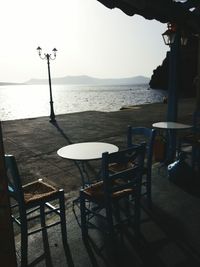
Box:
left=5, top=154, right=67, bottom=267
left=178, top=111, right=200, bottom=171
left=127, top=126, right=156, bottom=207
left=79, top=144, right=145, bottom=241
left=109, top=126, right=156, bottom=208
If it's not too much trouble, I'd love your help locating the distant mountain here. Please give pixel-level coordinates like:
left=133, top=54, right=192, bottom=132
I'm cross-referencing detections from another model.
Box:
left=0, top=82, right=24, bottom=86
left=25, top=75, right=150, bottom=85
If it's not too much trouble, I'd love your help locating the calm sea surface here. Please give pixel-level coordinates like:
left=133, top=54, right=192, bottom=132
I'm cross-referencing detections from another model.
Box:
left=0, top=84, right=166, bottom=121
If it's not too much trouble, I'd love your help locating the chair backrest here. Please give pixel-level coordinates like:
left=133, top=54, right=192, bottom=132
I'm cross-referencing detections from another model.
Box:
left=5, top=154, right=25, bottom=205
left=127, top=126, right=156, bottom=173
left=101, top=144, right=146, bottom=205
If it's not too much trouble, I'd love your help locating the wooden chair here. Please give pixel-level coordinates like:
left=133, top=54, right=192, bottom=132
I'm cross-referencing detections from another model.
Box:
left=127, top=126, right=156, bottom=208
left=79, top=144, right=145, bottom=241
left=178, top=111, right=200, bottom=171
left=109, top=126, right=156, bottom=208
left=5, top=154, right=67, bottom=267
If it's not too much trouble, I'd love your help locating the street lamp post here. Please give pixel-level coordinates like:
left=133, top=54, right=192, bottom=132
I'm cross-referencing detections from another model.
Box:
left=36, top=46, right=57, bottom=123
left=162, top=22, right=188, bottom=162
left=162, top=23, right=181, bottom=122
left=162, top=22, right=188, bottom=122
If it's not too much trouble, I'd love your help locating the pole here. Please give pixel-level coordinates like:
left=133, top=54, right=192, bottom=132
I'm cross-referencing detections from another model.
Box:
left=167, top=30, right=181, bottom=122
left=166, top=29, right=181, bottom=162
left=46, top=54, right=56, bottom=123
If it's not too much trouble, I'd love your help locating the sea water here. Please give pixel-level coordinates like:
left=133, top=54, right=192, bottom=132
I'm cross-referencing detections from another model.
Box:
left=0, top=84, right=166, bottom=121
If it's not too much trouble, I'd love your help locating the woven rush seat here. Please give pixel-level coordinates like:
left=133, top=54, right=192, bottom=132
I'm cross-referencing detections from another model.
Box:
left=83, top=180, right=134, bottom=203
left=109, top=160, right=147, bottom=173
left=109, top=161, right=136, bottom=172
left=23, top=179, right=58, bottom=204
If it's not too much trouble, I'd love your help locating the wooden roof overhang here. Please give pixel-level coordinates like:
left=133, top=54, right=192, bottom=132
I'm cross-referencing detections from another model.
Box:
left=97, top=0, right=200, bottom=35
left=97, top=1, right=200, bottom=121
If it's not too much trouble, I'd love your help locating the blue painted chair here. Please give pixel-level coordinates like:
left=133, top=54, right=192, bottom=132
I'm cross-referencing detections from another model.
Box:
left=79, top=144, right=145, bottom=240
left=126, top=126, right=156, bottom=208
left=178, top=111, right=200, bottom=171
left=5, top=154, right=67, bottom=267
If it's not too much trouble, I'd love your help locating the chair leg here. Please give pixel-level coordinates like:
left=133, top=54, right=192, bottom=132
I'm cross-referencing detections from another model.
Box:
left=106, top=205, right=115, bottom=240
left=197, top=149, right=200, bottom=172
left=40, top=204, right=52, bottom=266
left=20, top=214, right=28, bottom=267
left=146, top=174, right=152, bottom=209
left=124, top=196, right=131, bottom=222
left=40, top=204, right=46, bottom=236
left=59, top=191, right=68, bottom=246
left=192, top=145, right=196, bottom=170
left=134, top=200, right=141, bottom=240
left=192, top=146, right=200, bottom=172
left=80, top=191, right=88, bottom=239
left=113, top=201, right=121, bottom=228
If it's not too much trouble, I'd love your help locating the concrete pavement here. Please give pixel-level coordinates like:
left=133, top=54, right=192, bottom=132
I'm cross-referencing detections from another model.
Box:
left=2, top=98, right=200, bottom=266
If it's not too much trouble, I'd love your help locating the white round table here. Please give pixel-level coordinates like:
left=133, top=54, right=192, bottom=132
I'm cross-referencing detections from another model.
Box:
left=57, top=142, right=119, bottom=161
left=152, top=122, right=192, bottom=130
left=152, top=121, right=192, bottom=163
left=57, top=142, right=119, bottom=186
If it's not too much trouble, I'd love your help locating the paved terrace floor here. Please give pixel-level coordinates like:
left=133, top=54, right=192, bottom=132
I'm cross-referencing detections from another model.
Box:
left=2, top=98, right=200, bottom=266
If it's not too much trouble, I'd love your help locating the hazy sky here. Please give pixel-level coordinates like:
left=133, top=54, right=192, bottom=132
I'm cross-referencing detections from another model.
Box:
left=1, top=0, right=169, bottom=83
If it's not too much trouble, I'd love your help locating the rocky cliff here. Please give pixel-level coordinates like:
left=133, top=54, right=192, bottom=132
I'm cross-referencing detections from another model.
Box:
left=149, top=36, right=198, bottom=97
